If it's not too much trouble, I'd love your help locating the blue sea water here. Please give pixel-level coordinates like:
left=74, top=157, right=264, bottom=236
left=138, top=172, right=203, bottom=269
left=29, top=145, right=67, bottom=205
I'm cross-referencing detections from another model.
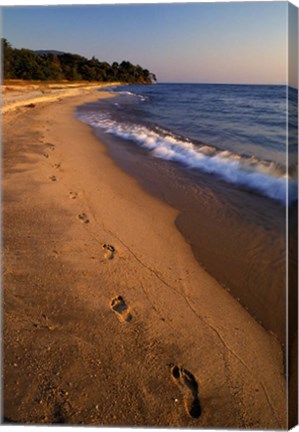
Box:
left=78, top=83, right=298, bottom=204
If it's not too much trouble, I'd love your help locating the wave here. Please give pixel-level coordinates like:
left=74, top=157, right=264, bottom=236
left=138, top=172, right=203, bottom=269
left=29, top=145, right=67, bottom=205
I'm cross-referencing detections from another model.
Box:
left=109, top=88, right=148, bottom=102
left=115, top=90, right=135, bottom=96
left=78, top=111, right=297, bottom=205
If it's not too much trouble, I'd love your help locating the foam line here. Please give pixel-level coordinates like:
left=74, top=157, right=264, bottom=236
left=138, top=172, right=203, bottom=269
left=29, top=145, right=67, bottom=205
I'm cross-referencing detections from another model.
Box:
left=78, top=111, right=297, bottom=205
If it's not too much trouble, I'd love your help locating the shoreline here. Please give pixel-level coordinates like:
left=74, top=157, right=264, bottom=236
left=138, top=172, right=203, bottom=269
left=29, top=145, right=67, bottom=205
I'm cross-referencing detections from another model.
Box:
left=78, top=95, right=287, bottom=346
left=3, top=88, right=287, bottom=427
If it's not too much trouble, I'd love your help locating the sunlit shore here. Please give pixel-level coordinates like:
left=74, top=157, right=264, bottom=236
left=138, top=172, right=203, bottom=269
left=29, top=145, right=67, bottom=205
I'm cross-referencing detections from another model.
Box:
left=2, top=86, right=286, bottom=427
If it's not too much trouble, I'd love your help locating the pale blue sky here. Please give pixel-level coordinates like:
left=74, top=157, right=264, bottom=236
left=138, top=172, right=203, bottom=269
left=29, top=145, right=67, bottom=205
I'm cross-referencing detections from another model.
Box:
left=1, top=2, right=292, bottom=84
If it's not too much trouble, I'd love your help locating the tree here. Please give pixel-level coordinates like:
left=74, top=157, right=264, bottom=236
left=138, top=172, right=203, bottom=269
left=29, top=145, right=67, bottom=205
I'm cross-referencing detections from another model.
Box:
left=2, top=38, right=13, bottom=78
left=2, top=40, right=157, bottom=84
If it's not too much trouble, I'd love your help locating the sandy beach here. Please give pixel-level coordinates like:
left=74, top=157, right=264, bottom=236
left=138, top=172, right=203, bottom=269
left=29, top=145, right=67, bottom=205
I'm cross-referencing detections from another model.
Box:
left=3, top=87, right=287, bottom=427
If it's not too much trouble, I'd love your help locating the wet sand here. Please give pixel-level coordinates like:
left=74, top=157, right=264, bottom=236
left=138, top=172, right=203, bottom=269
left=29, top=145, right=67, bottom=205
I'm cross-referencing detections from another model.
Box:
left=3, top=88, right=287, bottom=427
left=81, top=104, right=287, bottom=346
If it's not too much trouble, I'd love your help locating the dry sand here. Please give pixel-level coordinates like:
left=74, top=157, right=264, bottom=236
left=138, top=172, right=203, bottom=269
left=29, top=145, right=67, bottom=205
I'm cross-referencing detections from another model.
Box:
left=2, top=86, right=287, bottom=428
left=2, top=81, right=119, bottom=113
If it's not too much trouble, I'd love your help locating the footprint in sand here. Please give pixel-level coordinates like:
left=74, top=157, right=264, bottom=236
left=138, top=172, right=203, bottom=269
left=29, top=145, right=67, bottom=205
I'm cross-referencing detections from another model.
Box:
left=170, top=365, right=202, bottom=419
left=54, top=163, right=61, bottom=170
left=49, top=175, right=57, bottom=182
left=43, top=153, right=49, bottom=158
left=78, top=213, right=90, bottom=224
left=69, top=191, right=78, bottom=200
left=45, top=143, right=55, bottom=151
left=32, top=313, right=58, bottom=331
left=102, top=244, right=115, bottom=260
left=110, top=296, right=132, bottom=322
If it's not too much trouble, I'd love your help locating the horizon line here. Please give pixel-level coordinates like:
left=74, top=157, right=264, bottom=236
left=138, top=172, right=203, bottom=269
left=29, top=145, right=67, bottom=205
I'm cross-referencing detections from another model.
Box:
left=155, top=81, right=295, bottom=87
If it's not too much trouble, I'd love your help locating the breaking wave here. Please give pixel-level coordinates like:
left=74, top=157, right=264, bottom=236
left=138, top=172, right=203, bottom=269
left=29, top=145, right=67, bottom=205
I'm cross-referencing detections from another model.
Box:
left=109, top=89, right=148, bottom=102
left=78, top=111, right=297, bottom=205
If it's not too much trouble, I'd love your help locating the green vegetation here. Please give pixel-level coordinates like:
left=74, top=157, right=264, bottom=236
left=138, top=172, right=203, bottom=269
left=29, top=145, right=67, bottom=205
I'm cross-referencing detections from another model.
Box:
left=2, top=39, right=157, bottom=84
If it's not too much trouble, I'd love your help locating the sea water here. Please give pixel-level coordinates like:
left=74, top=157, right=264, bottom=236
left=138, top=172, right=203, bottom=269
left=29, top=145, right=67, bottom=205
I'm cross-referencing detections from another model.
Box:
left=78, top=83, right=298, bottom=205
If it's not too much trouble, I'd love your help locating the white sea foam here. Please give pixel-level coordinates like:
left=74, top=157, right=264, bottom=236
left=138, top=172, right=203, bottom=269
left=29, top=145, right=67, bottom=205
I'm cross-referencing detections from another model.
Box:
left=110, top=89, right=148, bottom=102
left=115, top=90, right=135, bottom=96
left=78, top=112, right=297, bottom=205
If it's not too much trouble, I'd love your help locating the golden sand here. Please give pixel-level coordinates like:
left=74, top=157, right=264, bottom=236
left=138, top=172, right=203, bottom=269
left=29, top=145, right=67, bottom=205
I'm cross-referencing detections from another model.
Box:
left=2, top=86, right=286, bottom=427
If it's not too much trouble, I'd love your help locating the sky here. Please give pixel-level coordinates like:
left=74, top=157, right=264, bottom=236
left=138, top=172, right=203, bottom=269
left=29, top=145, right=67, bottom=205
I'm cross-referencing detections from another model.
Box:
left=1, top=1, right=297, bottom=85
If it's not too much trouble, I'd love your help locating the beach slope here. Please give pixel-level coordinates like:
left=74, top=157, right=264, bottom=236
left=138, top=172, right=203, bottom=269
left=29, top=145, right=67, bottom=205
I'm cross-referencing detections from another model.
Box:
left=3, top=88, right=286, bottom=428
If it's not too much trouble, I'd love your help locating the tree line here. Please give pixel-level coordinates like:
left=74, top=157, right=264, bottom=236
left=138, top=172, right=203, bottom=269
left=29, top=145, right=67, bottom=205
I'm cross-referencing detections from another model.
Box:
left=2, top=39, right=157, bottom=84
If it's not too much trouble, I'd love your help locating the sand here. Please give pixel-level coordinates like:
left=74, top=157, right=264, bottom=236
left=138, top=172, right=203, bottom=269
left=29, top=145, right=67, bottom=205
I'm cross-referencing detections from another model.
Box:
left=2, top=81, right=120, bottom=113
left=2, top=86, right=287, bottom=428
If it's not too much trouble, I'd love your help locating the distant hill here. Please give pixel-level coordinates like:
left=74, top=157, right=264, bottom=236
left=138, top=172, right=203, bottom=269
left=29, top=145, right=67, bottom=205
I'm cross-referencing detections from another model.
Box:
left=35, top=50, right=66, bottom=56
